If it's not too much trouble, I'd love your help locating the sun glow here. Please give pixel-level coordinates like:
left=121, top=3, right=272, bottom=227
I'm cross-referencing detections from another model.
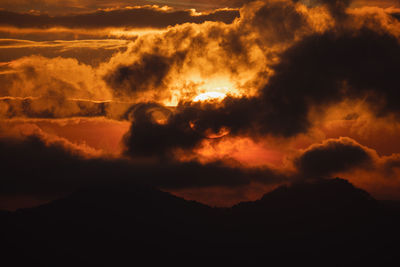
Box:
left=163, top=75, right=241, bottom=106
left=193, top=91, right=227, bottom=102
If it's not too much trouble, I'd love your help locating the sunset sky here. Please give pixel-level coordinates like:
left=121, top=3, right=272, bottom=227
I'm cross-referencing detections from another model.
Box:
left=1, top=0, right=400, bottom=210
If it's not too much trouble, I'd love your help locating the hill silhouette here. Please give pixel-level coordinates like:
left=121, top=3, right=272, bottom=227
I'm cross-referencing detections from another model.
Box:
left=1, top=178, right=400, bottom=266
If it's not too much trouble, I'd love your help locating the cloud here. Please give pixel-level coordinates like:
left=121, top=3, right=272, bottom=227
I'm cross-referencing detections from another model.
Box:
left=0, top=6, right=239, bottom=29
left=123, top=103, right=200, bottom=157
left=0, top=56, right=111, bottom=99
left=105, top=52, right=187, bottom=98
left=1, top=1, right=316, bottom=117
left=0, top=0, right=237, bottom=14
left=261, top=26, right=400, bottom=129
left=0, top=39, right=129, bottom=65
left=0, top=132, right=285, bottom=199
left=0, top=56, right=118, bottom=118
left=289, top=136, right=400, bottom=200
left=0, top=1, right=339, bottom=116
left=0, top=26, right=146, bottom=42
left=0, top=1, right=392, bottom=159
left=0, top=97, right=109, bottom=118
left=2, top=128, right=400, bottom=209
left=241, top=0, right=310, bottom=44
left=0, top=0, right=397, bottom=16
left=295, top=0, right=353, bottom=19
left=120, top=12, right=400, bottom=157
left=0, top=117, right=130, bottom=155
left=295, top=137, right=374, bottom=178
left=104, top=0, right=318, bottom=102
left=2, top=0, right=400, bottom=207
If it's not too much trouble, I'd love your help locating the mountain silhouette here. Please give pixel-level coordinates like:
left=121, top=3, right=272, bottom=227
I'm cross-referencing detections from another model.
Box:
left=1, top=178, right=400, bottom=266
left=233, top=178, right=378, bottom=222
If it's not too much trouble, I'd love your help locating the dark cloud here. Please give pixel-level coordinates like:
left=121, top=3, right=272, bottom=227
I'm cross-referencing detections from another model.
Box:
left=0, top=98, right=109, bottom=119
left=295, top=138, right=373, bottom=178
left=294, top=0, right=352, bottom=19
left=0, top=134, right=283, bottom=198
left=392, top=12, right=400, bottom=21
left=0, top=7, right=239, bottom=29
left=0, top=39, right=129, bottom=66
left=250, top=0, right=308, bottom=44
left=122, top=98, right=261, bottom=157
left=261, top=28, right=400, bottom=130
left=105, top=52, right=187, bottom=98
left=0, top=0, right=242, bottom=14
left=123, top=102, right=202, bottom=157
left=122, top=27, right=400, bottom=157
left=382, top=155, right=400, bottom=176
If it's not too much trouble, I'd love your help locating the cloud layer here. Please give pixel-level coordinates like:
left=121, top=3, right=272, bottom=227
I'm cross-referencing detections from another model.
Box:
left=1, top=0, right=400, bottom=208
left=0, top=7, right=239, bottom=29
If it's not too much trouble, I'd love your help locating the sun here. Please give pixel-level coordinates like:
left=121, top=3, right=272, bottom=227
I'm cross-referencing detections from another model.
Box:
left=193, top=92, right=226, bottom=102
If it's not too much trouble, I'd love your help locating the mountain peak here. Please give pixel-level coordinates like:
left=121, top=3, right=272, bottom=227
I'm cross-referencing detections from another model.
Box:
left=263, top=177, right=374, bottom=201
left=234, top=178, right=377, bottom=213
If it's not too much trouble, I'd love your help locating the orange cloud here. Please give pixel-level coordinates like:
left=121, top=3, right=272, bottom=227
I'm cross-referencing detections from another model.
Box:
left=0, top=6, right=239, bottom=29
left=1, top=0, right=400, bottom=209
left=0, top=117, right=130, bottom=155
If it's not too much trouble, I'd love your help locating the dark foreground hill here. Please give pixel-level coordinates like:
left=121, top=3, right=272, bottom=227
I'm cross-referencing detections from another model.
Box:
left=1, top=178, right=400, bottom=266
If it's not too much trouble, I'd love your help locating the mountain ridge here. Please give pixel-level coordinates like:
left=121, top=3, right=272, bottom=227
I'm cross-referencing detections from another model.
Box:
left=1, top=177, right=400, bottom=266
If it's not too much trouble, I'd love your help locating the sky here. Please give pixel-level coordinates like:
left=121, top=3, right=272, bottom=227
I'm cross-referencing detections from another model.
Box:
left=1, top=0, right=400, bottom=210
